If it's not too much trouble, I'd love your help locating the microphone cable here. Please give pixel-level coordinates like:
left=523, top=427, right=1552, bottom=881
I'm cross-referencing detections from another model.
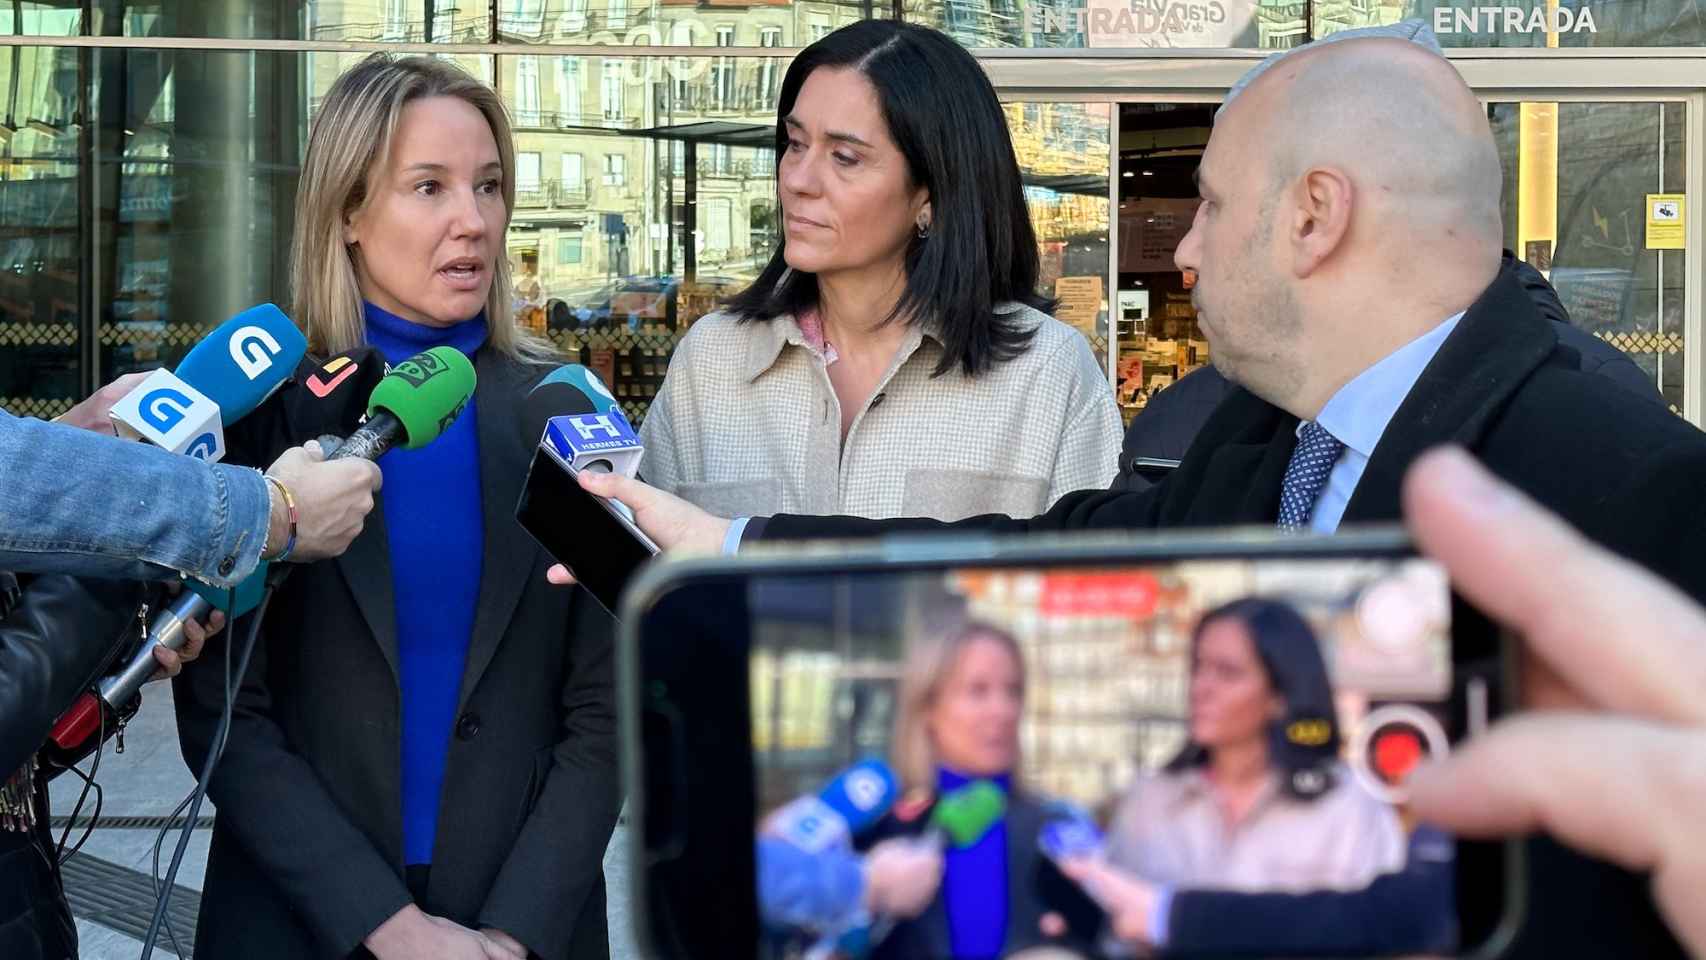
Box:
left=53, top=697, right=104, bottom=866
left=55, top=591, right=160, bottom=867
left=140, top=582, right=271, bottom=960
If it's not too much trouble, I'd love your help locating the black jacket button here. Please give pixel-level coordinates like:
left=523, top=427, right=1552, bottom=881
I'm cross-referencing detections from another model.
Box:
left=456, top=712, right=481, bottom=741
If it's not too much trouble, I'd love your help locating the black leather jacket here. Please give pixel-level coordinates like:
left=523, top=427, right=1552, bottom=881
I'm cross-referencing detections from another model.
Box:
left=0, top=572, right=147, bottom=777
left=0, top=571, right=146, bottom=960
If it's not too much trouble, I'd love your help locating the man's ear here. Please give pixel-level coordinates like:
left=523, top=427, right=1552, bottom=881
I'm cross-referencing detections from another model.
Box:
left=1288, top=167, right=1354, bottom=277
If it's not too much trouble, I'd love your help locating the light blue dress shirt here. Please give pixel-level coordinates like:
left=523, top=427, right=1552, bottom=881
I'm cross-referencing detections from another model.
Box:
left=1304, top=313, right=1464, bottom=534
left=722, top=516, right=752, bottom=555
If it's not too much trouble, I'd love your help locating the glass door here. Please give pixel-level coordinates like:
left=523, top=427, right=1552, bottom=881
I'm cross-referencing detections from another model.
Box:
left=999, top=98, right=1114, bottom=374
left=1488, top=98, right=1693, bottom=416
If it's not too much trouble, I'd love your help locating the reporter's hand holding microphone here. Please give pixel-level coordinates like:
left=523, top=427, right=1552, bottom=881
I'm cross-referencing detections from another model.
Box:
left=260, top=440, right=382, bottom=563
left=862, top=836, right=945, bottom=920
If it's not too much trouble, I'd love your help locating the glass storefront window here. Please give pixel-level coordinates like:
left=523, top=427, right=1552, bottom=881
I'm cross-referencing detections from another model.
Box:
left=495, top=0, right=884, bottom=47
left=1111, top=102, right=1211, bottom=425
left=1006, top=101, right=1112, bottom=362
left=900, top=0, right=1706, bottom=49
left=1491, top=99, right=1688, bottom=413
left=86, top=0, right=885, bottom=43
left=94, top=2, right=483, bottom=42
left=503, top=75, right=1112, bottom=424
left=1, top=4, right=82, bottom=37
left=0, top=44, right=82, bottom=417
left=1, top=0, right=1701, bottom=46
left=500, top=54, right=782, bottom=423
left=0, top=24, right=1697, bottom=429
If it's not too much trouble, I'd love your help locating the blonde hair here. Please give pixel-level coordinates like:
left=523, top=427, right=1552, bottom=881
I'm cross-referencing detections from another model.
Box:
left=290, top=53, right=556, bottom=362
left=891, top=620, right=1026, bottom=793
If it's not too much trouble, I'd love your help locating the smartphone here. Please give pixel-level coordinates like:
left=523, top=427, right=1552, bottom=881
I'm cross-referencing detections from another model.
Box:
left=619, top=526, right=1523, bottom=960
left=514, top=443, right=657, bottom=616
left=1130, top=456, right=1181, bottom=483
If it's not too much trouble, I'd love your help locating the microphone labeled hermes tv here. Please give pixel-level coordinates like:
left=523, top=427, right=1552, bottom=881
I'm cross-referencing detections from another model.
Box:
left=515, top=365, right=656, bottom=616
left=516, top=363, right=619, bottom=448
left=542, top=410, right=643, bottom=478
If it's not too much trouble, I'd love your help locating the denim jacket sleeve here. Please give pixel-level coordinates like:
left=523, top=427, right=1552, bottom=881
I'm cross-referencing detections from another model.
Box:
left=0, top=411, right=271, bottom=588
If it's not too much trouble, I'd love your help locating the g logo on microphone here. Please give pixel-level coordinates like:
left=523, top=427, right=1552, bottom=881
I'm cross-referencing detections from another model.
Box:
left=843, top=768, right=889, bottom=813
left=140, top=387, right=194, bottom=432
left=230, top=325, right=285, bottom=380
left=185, top=433, right=220, bottom=460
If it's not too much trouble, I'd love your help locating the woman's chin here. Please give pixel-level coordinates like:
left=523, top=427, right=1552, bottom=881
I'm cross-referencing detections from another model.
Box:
left=782, top=249, right=829, bottom=275
left=420, top=293, right=490, bottom=326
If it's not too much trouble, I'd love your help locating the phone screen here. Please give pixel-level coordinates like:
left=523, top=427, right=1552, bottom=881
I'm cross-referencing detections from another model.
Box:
left=629, top=538, right=1514, bottom=960
left=514, top=445, right=656, bottom=616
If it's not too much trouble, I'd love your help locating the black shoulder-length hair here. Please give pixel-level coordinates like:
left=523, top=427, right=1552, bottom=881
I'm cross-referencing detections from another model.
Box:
left=723, top=20, right=1052, bottom=378
left=1166, top=597, right=1342, bottom=800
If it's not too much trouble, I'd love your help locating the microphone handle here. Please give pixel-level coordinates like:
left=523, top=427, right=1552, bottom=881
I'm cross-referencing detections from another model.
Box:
left=322, top=411, right=402, bottom=462
left=270, top=412, right=403, bottom=593
left=99, top=590, right=210, bottom=709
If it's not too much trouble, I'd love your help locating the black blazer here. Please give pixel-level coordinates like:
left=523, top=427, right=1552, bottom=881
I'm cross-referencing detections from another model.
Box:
left=856, top=792, right=1101, bottom=960
left=1162, top=825, right=1456, bottom=958
left=761, top=268, right=1706, bottom=959
left=174, top=346, right=621, bottom=960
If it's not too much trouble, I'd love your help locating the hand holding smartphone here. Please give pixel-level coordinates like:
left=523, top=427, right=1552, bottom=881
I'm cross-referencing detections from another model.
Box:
left=515, top=442, right=657, bottom=616
left=619, top=526, right=1522, bottom=960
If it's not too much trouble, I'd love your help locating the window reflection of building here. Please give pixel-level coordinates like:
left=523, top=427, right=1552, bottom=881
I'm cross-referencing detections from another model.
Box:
left=0, top=1, right=1693, bottom=428
left=1258, top=0, right=1312, bottom=48
left=712, top=25, right=736, bottom=110
left=382, top=0, right=409, bottom=40
left=503, top=0, right=550, bottom=36
left=906, top=0, right=1031, bottom=48
left=556, top=57, right=583, bottom=123
left=1007, top=102, right=1112, bottom=359
left=600, top=61, right=624, bottom=121
left=517, top=56, right=542, bottom=125
left=758, top=29, right=783, bottom=106
left=517, top=152, right=542, bottom=193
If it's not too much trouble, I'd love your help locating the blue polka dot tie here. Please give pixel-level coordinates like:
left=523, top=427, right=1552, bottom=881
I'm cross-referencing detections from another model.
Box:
left=1277, top=421, right=1346, bottom=532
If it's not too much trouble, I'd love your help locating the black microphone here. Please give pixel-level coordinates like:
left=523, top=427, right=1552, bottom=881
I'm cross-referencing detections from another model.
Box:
left=517, top=365, right=604, bottom=450
left=314, top=346, right=476, bottom=461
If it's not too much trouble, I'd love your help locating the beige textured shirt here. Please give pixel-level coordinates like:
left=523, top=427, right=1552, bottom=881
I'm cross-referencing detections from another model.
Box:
left=638, top=304, right=1122, bottom=520
left=1104, top=765, right=1406, bottom=894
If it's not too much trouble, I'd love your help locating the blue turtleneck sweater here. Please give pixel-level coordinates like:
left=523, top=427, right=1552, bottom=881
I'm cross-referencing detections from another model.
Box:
left=364, top=302, right=487, bottom=867
left=937, top=767, right=1011, bottom=959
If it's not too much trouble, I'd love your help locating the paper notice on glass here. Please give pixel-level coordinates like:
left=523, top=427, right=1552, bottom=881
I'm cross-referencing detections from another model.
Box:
left=1055, top=276, right=1104, bottom=335
left=1120, top=198, right=1201, bottom=273
left=1646, top=194, right=1684, bottom=250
